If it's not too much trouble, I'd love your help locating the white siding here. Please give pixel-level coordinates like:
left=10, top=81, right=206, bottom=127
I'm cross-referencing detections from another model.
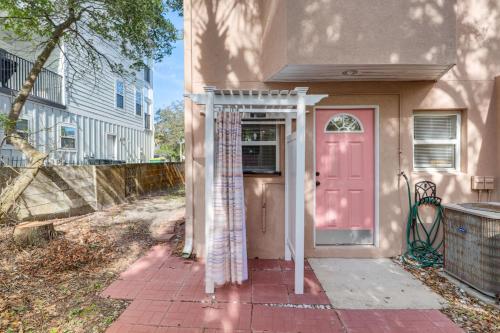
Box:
left=1, top=92, right=154, bottom=164
left=0, top=31, right=62, bottom=73
left=0, top=39, right=154, bottom=165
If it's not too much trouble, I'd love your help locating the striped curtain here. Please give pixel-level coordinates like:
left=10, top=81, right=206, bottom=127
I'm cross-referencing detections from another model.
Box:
left=209, top=110, right=248, bottom=285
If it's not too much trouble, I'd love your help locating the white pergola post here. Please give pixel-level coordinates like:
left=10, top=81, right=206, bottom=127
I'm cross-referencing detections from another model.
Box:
left=204, top=87, right=215, bottom=294
left=284, top=113, right=292, bottom=261
left=185, top=87, right=327, bottom=296
left=294, top=87, right=307, bottom=294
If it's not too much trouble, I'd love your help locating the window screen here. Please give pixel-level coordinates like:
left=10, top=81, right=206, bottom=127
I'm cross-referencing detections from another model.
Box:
left=60, top=125, right=76, bottom=149
left=413, top=113, right=459, bottom=170
left=241, top=124, right=279, bottom=173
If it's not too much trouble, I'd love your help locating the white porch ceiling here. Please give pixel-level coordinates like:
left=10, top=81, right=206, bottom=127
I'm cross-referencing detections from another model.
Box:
left=266, top=64, right=455, bottom=82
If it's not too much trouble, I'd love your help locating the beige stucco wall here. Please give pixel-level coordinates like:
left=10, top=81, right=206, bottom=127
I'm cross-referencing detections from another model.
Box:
left=285, top=0, right=456, bottom=66
left=496, top=77, right=500, bottom=192
left=184, top=0, right=500, bottom=259
left=261, top=0, right=456, bottom=80
left=261, top=0, right=287, bottom=81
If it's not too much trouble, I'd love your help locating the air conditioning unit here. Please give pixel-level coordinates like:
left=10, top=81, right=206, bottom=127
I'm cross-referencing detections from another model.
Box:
left=443, top=203, right=500, bottom=299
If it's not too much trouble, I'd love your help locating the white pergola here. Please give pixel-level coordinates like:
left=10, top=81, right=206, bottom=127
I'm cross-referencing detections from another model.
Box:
left=187, top=86, right=327, bottom=294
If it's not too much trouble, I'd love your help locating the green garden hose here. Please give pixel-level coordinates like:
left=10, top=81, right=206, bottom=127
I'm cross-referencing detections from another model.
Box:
left=400, top=172, right=444, bottom=268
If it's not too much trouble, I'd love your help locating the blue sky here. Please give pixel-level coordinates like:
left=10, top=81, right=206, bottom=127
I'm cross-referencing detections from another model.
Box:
left=153, top=12, right=184, bottom=111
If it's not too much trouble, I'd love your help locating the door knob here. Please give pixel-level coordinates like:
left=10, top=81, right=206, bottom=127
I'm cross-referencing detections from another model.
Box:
left=316, top=171, right=320, bottom=176
left=316, top=181, right=321, bottom=186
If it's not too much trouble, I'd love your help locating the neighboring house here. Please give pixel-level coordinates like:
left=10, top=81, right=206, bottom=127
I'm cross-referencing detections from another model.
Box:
left=184, top=0, right=500, bottom=260
left=0, top=35, right=154, bottom=165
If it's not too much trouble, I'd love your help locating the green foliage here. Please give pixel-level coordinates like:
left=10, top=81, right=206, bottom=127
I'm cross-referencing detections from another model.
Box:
left=0, top=114, right=15, bottom=130
left=155, top=100, right=184, bottom=161
left=166, top=0, right=184, bottom=16
left=0, top=0, right=183, bottom=74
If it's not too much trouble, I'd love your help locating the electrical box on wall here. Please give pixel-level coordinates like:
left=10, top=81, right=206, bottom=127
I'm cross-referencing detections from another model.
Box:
left=471, top=176, right=486, bottom=190
left=484, top=177, right=495, bottom=190
left=471, top=176, right=496, bottom=190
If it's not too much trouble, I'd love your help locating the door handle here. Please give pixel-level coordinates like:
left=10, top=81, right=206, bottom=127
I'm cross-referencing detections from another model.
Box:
left=316, top=171, right=320, bottom=176
left=262, top=183, right=267, bottom=233
left=316, top=180, right=321, bottom=187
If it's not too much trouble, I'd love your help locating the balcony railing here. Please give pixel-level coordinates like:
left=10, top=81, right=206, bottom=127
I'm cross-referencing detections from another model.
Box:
left=145, top=113, right=151, bottom=130
left=0, top=48, right=63, bottom=105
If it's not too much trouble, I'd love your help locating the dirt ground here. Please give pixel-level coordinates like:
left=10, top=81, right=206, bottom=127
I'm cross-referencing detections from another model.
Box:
left=0, top=190, right=185, bottom=333
left=397, top=259, right=500, bottom=333
left=2, top=190, right=497, bottom=333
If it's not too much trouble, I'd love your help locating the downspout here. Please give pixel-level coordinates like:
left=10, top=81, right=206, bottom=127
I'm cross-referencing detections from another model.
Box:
left=182, top=0, right=194, bottom=257
left=496, top=77, right=500, bottom=200
left=398, top=93, right=402, bottom=175
left=397, top=92, right=404, bottom=256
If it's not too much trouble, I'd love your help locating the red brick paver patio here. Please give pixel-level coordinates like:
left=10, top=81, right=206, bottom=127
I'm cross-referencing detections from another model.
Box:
left=102, top=244, right=462, bottom=333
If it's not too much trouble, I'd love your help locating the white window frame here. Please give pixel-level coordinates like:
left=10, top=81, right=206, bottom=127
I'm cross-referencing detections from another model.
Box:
left=135, top=86, right=143, bottom=116
left=241, top=122, right=280, bottom=173
left=58, top=123, right=77, bottom=151
left=413, top=111, right=461, bottom=172
left=144, top=98, right=151, bottom=115
left=5, top=117, right=30, bottom=146
left=115, top=79, right=125, bottom=109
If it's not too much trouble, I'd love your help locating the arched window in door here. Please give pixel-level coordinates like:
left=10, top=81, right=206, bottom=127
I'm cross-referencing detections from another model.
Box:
left=324, top=113, right=363, bottom=133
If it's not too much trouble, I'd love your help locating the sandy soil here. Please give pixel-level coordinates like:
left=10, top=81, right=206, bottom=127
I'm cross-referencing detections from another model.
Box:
left=0, top=190, right=185, bottom=333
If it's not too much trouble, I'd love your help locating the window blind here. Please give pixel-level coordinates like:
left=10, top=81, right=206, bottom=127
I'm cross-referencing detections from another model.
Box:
left=413, top=113, right=459, bottom=170
left=414, top=144, right=455, bottom=169
left=242, top=145, right=276, bottom=172
left=414, top=115, right=457, bottom=140
left=240, top=124, right=278, bottom=173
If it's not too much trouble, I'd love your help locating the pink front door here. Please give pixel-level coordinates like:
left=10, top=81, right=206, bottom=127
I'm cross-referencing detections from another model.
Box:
left=315, top=109, right=375, bottom=245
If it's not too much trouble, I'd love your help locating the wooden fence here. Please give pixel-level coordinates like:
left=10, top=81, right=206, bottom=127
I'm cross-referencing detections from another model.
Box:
left=0, top=162, right=184, bottom=221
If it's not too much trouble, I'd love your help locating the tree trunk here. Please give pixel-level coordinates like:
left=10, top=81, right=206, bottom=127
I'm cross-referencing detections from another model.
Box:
left=0, top=150, right=47, bottom=220
left=0, top=19, right=75, bottom=222
left=13, top=221, right=56, bottom=246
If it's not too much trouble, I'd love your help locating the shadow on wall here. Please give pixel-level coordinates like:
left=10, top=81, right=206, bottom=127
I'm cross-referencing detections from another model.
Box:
left=408, top=0, right=500, bottom=202
left=188, top=0, right=500, bottom=256
left=7, top=166, right=97, bottom=221
left=0, top=163, right=185, bottom=222
left=193, top=0, right=263, bottom=89
left=285, top=0, right=455, bottom=67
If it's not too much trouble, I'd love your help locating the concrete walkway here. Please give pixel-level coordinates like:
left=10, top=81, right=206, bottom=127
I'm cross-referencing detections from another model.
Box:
left=309, top=258, right=447, bottom=309
left=102, top=249, right=462, bottom=332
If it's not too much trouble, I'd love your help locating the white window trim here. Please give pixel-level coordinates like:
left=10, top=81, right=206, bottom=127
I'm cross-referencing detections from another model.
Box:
left=4, top=117, right=30, bottom=147
left=241, top=123, right=280, bottom=173
left=144, top=98, right=151, bottom=115
left=412, top=111, right=461, bottom=172
left=115, top=79, right=125, bottom=110
left=58, top=123, right=77, bottom=151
